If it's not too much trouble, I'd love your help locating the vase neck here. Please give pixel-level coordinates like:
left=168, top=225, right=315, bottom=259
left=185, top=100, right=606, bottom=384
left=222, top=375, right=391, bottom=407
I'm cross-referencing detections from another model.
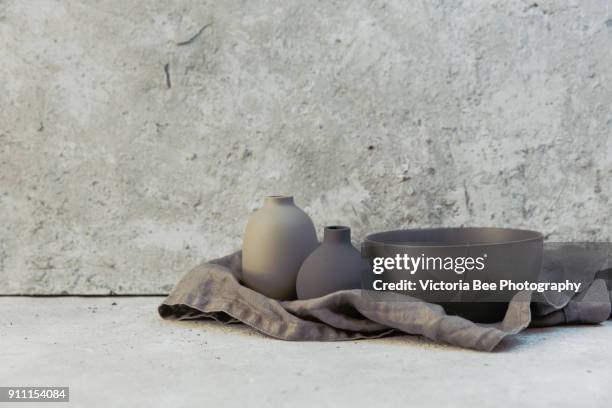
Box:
left=323, top=226, right=351, bottom=244
left=264, top=196, right=294, bottom=207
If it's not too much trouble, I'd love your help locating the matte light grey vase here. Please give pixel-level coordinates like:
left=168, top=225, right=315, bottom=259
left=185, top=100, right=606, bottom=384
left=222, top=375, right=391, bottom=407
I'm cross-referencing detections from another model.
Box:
left=242, top=196, right=318, bottom=300
left=296, top=226, right=362, bottom=300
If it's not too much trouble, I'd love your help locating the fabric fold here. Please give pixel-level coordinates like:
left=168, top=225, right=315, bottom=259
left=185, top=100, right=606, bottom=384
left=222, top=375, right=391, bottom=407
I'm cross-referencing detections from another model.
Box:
left=159, top=250, right=610, bottom=351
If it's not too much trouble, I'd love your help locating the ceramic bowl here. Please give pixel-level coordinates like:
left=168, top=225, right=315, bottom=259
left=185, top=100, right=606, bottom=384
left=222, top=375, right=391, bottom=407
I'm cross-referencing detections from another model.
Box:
left=363, top=227, right=543, bottom=323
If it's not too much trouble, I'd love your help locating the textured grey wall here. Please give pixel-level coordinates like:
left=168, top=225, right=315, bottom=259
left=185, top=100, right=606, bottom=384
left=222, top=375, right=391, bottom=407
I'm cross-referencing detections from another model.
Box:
left=1, top=0, right=611, bottom=294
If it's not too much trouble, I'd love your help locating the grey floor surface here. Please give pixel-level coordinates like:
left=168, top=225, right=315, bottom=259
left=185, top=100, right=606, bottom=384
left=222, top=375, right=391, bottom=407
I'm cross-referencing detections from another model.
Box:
left=1, top=297, right=610, bottom=408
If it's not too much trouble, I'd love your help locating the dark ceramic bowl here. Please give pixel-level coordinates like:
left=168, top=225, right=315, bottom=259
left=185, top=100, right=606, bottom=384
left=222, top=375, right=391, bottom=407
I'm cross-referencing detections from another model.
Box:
left=363, top=227, right=543, bottom=323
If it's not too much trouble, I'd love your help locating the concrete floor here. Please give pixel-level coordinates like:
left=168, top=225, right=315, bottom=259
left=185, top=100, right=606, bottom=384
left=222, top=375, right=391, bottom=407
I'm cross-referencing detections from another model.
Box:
left=1, top=297, right=610, bottom=408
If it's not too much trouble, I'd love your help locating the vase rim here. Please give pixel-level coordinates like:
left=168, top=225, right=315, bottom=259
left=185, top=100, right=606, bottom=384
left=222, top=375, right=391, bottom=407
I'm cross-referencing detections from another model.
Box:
left=323, top=225, right=351, bottom=243
left=264, top=195, right=294, bottom=205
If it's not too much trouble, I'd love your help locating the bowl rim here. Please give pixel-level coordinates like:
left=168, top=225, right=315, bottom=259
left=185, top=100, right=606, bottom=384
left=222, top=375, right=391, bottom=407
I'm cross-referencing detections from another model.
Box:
left=364, top=227, right=543, bottom=248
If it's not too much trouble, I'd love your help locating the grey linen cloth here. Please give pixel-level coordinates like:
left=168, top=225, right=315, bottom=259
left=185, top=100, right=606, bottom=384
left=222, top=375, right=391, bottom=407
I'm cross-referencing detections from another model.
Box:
left=159, top=245, right=611, bottom=352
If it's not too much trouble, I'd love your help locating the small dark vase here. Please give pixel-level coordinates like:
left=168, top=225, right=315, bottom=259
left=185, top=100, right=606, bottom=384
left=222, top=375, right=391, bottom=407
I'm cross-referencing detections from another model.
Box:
left=296, top=226, right=362, bottom=299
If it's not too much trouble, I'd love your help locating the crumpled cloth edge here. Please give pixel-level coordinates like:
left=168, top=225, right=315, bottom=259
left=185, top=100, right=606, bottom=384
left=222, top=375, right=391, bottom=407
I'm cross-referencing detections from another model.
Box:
left=159, top=252, right=536, bottom=351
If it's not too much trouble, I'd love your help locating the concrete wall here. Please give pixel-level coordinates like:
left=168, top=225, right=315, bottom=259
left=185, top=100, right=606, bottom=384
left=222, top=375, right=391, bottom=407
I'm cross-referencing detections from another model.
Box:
left=1, top=0, right=610, bottom=294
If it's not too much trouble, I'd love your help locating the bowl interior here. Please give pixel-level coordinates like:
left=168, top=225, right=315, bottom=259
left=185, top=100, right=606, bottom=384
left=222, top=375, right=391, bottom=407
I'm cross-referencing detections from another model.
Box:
left=365, top=227, right=542, bottom=247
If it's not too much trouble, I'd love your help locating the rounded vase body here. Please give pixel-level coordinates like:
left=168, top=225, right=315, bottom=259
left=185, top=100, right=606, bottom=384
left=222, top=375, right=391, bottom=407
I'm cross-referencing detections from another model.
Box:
left=242, top=196, right=318, bottom=300
left=296, top=226, right=362, bottom=299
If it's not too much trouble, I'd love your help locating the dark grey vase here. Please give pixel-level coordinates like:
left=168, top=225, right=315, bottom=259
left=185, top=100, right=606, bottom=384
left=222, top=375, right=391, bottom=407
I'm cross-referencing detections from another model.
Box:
left=296, top=226, right=362, bottom=299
